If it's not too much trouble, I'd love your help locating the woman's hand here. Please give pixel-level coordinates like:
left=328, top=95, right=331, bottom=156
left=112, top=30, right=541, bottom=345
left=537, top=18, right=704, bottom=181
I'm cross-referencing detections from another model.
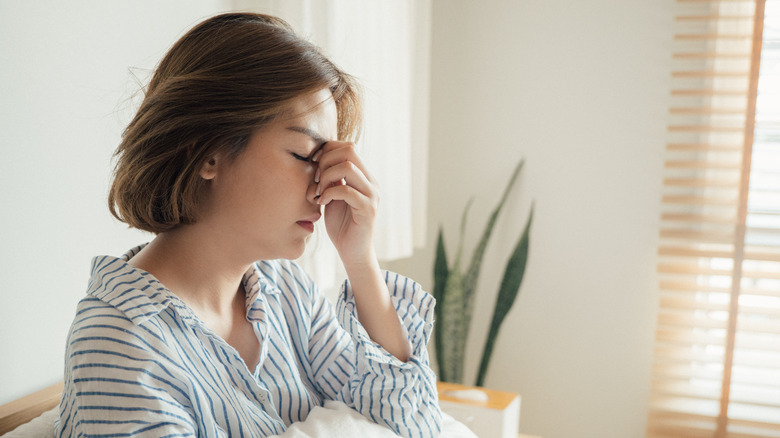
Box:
left=313, top=141, right=379, bottom=266
left=312, top=141, right=412, bottom=362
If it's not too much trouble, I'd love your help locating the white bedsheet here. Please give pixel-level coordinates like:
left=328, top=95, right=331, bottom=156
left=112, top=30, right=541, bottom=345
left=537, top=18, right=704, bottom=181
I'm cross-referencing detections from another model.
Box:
left=2, top=403, right=477, bottom=438
left=272, top=400, right=477, bottom=438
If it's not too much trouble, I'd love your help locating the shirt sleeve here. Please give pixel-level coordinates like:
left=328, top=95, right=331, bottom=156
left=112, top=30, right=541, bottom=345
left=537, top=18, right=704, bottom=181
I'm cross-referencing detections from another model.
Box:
left=306, top=271, right=442, bottom=438
left=56, top=299, right=198, bottom=438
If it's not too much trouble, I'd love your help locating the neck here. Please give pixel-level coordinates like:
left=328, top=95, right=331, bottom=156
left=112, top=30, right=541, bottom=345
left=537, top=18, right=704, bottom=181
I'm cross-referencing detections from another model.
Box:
left=129, top=224, right=251, bottom=318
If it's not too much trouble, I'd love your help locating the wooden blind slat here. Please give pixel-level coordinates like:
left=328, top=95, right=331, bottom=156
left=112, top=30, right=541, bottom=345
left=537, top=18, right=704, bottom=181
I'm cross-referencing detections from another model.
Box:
left=740, top=269, right=780, bottom=280
left=658, top=247, right=736, bottom=259
left=663, top=178, right=742, bottom=188
left=669, top=125, right=748, bottom=132
left=648, top=428, right=715, bottom=438
left=659, top=280, right=732, bottom=293
left=674, top=52, right=752, bottom=58
left=667, top=143, right=744, bottom=151
left=729, top=418, right=780, bottom=432
left=672, top=70, right=752, bottom=77
left=661, top=195, right=739, bottom=206
left=677, top=0, right=760, bottom=3
left=742, top=250, right=780, bottom=262
left=648, top=411, right=719, bottom=437
left=675, top=33, right=755, bottom=40
left=660, top=230, right=736, bottom=243
left=659, top=295, right=730, bottom=311
left=669, top=107, right=747, bottom=115
left=658, top=263, right=734, bottom=276
left=672, top=88, right=751, bottom=96
left=661, top=212, right=738, bottom=223
left=677, top=14, right=755, bottom=20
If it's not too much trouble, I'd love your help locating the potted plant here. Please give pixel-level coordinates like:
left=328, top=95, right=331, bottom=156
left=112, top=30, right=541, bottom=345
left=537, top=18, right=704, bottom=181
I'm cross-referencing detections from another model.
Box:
left=433, top=159, right=533, bottom=386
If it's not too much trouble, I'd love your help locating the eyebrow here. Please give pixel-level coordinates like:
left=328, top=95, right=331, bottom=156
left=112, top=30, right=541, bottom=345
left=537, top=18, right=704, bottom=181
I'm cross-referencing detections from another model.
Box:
left=286, top=126, right=328, bottom=146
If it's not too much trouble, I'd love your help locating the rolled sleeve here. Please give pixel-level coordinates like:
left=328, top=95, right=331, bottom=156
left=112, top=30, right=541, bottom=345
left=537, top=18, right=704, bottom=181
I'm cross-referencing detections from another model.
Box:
left=335, top=271, right=442, bottom=438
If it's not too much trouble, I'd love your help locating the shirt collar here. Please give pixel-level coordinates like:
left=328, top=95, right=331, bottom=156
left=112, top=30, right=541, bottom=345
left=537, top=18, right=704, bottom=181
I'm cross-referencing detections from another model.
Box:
left=87, top=244, right=280, bottom=326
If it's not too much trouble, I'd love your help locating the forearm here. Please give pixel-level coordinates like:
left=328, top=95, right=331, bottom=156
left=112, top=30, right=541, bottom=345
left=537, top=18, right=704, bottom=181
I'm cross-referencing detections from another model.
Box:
left=331, top=268, right=443, bottom=437
left=343, top=254, right=412, bottom=362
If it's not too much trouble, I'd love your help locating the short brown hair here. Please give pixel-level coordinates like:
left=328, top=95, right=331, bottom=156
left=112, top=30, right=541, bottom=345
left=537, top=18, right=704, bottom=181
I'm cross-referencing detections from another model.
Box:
left=109, top=12, right=362, bottom=233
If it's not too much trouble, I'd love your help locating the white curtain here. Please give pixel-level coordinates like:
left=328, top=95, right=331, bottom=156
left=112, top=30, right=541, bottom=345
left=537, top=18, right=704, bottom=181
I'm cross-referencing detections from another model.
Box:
left=230, top=0, right=431, bottom=296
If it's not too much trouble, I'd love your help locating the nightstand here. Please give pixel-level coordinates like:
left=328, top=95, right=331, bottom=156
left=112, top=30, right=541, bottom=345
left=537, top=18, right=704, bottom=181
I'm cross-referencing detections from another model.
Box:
left=437, top=381, right=522, bottom=438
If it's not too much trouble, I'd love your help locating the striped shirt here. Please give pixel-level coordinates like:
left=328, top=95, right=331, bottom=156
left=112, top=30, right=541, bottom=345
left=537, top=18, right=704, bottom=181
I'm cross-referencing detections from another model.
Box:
left=55, top=245, right=441, bottom=437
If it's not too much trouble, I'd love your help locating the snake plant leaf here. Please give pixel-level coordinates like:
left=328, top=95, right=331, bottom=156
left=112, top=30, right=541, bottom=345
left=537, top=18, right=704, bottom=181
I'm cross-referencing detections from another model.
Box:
left=455, top=197, right=474, bottom=270
left=461, top=159, right=525, bottom=342
left=438, top=268, right=468, bottom=382
left=433, top=227, right=448, bottom=373
left=434, top=197, right=474, bottom=383
left=433, top=227, right=449, bottom=313
left=475, top=204, right=533, bottom=387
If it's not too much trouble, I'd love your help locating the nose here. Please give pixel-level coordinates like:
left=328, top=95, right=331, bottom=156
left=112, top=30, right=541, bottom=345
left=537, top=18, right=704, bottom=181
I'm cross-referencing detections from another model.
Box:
left=306, top=178, right=320, bottom=205
left=305, top=156, right=321, bottom=205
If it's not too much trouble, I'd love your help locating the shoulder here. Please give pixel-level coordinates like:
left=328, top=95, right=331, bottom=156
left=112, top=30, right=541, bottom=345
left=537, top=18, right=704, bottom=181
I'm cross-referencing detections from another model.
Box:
left=66, top=295, right=172, bottom=360
left=64, top=295, right=192, bottom=403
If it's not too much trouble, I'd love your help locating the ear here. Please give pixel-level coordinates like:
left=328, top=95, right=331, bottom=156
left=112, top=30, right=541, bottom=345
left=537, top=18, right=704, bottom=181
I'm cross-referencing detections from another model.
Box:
left=199, top=155, right=219, bottom=180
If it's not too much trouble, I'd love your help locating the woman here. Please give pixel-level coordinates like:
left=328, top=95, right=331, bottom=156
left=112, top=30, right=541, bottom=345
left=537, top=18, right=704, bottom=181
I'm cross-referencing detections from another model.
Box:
left=56, top=12, right=441, bottom=437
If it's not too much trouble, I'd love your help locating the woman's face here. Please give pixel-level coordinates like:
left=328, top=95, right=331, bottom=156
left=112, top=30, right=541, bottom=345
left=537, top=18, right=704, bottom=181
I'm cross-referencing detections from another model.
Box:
left=198, top=88, right=337, bottom=262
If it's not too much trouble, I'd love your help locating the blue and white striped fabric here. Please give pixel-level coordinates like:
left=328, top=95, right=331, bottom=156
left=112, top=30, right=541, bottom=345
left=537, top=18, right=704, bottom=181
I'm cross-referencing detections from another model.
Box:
left=55, top=245, right=441, bottom=437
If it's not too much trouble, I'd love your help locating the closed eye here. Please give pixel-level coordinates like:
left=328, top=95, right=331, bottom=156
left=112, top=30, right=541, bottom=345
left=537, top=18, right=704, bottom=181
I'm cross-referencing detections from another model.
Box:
left=292, top=143, right=325, bottom=163
left=291, top=152, right=311, bottom=162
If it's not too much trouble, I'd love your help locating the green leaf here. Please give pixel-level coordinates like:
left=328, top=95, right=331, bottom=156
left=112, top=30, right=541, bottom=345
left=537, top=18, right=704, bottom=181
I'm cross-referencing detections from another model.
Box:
left=454, top=197, right=474, bottom=271
left=433, top=227, right=449, bottom=375
left=475, top=204, right=533, bottom=386
left=460, top=159, right=525, bottom=346
left=436, top=197, right=474, bottom=382
left=433, top=227, right=449, bottom=313
left=438, top=268, right=467, bottom=383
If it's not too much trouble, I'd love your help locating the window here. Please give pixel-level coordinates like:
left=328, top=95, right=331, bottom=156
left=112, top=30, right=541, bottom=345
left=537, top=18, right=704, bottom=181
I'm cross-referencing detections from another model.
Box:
left=647, top=0, right=780, bottom=437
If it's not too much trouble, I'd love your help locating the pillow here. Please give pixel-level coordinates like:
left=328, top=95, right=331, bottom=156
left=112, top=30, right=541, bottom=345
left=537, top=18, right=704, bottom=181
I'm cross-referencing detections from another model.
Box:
left=1, top=407, right=56, bottom=438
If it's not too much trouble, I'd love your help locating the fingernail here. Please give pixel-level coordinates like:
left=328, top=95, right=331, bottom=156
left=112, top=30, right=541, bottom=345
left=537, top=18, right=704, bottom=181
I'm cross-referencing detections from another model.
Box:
left=312, top=149, right=322, bottom=163
left=315, top=184, right=321, bottom=197
left=314, top=168, right=320, bottom=183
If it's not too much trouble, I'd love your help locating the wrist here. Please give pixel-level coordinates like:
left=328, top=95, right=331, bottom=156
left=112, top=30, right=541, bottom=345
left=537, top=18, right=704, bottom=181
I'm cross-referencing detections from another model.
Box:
left=342, top=251, right=386, bottom=294
left=339, top=245, right=379, bottom=274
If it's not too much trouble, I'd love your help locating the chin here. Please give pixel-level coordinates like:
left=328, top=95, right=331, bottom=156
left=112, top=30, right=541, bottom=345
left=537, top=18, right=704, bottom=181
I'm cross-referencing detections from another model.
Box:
left=279, top=241, right=308, bottom=261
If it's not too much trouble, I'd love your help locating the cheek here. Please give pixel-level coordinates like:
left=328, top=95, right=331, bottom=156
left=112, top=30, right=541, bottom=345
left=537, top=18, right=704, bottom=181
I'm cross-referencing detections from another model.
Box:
left=258, top=166, right=313, bottom=205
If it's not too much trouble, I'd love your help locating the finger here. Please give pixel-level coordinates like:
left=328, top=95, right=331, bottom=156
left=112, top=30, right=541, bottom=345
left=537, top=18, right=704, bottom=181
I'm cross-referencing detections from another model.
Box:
left=314, top=141, right=375, bottom=185
left=306, top=181, right=325, bottom=206
left=319, top=184, right=377, bottom=221
left=316, top=160, right=376, bottom=199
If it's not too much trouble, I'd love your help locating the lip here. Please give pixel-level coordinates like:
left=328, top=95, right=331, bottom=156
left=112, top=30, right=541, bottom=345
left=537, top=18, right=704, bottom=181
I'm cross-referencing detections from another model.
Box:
left=297, top=213, right=321, bottom=233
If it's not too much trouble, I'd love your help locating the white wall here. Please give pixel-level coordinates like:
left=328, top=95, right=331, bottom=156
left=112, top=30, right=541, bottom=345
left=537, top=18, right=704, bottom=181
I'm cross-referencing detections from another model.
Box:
left=385, top=0, right=672, bottom=437
left=0, top=0, right=231, bottom=404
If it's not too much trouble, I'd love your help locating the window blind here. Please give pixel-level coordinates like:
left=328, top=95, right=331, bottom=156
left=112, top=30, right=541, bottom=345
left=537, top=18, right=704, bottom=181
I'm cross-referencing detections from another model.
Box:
left=647, top=0, right=780, bottom=437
